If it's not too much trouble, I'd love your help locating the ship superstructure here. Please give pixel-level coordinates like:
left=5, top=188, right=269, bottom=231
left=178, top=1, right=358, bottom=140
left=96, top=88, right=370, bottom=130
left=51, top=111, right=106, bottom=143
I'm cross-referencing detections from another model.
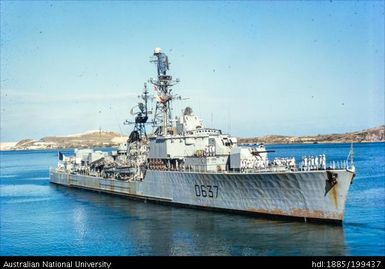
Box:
left=50, top=48, right=356, bottom=223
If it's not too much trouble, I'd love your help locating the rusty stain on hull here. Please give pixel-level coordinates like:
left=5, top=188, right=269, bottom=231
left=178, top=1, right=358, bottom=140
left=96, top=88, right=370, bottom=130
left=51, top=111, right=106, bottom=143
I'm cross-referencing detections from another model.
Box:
left=246, top=208, right=343, bottom=220
left=329, top=185, right=339, bottom=209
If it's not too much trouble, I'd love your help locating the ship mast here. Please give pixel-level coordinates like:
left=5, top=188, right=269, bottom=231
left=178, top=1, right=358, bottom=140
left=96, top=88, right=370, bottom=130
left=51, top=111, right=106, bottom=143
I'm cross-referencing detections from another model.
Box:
left=124, top=83, right=150, bottom=141
left=149, top=48, right=180, bottom=136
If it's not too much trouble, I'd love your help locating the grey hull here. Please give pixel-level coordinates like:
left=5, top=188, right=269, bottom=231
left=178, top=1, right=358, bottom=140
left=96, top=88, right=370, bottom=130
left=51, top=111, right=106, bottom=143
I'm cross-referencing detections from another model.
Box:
left=49, top=169, right=354, bottom=223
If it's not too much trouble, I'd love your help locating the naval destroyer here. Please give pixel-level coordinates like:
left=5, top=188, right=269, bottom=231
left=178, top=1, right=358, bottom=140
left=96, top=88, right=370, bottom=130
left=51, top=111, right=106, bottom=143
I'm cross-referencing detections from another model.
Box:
left=50, top=48, right=356, bottom=223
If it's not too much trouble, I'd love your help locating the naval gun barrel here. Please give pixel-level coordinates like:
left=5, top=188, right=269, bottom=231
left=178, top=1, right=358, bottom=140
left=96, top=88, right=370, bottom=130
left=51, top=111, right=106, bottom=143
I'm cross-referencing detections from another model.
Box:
left=251, top=150, right=275, bottom=156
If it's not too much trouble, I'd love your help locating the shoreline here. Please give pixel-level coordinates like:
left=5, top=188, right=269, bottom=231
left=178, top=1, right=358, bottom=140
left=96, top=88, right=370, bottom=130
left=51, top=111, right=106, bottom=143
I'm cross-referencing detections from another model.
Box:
left=2, top=125, right=383, bottom=151
left=1, top=140, right=383, bottom=152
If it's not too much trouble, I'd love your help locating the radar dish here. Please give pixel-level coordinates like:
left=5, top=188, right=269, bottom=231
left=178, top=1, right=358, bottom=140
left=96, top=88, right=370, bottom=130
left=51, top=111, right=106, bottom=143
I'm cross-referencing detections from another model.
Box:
left=130, top=103, right=146, bottom=115
left=183, top=107, right=193, bottom=116
left=138, top=103, right=145, bottom=113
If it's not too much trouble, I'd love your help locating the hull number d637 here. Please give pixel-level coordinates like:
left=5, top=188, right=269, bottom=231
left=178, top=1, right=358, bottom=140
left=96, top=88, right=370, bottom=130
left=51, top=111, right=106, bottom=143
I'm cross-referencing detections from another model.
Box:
left=194, top=185, right=219, bottom=198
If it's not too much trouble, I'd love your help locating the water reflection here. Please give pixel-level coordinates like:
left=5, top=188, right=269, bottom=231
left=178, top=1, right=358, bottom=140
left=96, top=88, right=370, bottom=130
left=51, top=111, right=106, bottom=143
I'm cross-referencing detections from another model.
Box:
left=54, top=185, right=346, bottom=256
left=72, top=206, right=87, bottom=240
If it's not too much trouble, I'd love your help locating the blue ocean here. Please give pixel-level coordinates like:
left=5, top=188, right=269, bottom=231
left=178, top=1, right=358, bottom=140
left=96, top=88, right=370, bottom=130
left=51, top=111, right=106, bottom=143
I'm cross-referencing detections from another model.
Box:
left=1, top=143, right=384, bottom=256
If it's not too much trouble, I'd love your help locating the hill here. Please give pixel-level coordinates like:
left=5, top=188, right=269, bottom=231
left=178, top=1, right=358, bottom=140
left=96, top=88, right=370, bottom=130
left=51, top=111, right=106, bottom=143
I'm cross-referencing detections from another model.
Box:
left=238, top=125, right=385, bottom=144
left=1, top=125, right=384, bottom=151
left=8, top=131, right=127, bottom=150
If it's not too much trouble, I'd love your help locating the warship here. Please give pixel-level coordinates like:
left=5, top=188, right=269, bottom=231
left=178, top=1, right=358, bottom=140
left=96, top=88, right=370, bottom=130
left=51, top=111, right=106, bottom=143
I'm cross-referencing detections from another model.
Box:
left=50, top=48, right=356, bottom=223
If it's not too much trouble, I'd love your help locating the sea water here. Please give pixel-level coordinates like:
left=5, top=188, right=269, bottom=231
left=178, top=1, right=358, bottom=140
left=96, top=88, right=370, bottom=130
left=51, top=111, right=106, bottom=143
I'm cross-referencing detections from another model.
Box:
left=1, top=143, right=384, bottom=256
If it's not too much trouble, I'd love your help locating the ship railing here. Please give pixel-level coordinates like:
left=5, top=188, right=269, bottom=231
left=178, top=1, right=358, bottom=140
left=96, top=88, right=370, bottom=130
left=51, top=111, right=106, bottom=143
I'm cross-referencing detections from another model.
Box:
left=182, top=162, right=353, bottom=174
left=328, top=160, right=350, bottom=170
left=181, top=164, right=292, bottom=174
left=49, top=166, right=66, bottom=172
left=299, top=160, right=351, bottom=171
left=49, top=166, right=82, bottom=174
left=149, top=159, right=353, bottom=174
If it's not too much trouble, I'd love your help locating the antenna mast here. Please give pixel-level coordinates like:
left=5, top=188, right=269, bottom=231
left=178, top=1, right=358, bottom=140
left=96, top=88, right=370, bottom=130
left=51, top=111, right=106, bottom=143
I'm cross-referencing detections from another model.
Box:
left=149, top=48, right=180, bottom=136
left=124, top=83, right=150, bottom=142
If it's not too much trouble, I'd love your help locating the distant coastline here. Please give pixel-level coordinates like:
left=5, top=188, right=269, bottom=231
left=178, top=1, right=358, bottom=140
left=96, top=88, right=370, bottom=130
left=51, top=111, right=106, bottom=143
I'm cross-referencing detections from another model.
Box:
left=238, top=125, right=384, bottom=145
left=1, top=125, right=384, bottom=151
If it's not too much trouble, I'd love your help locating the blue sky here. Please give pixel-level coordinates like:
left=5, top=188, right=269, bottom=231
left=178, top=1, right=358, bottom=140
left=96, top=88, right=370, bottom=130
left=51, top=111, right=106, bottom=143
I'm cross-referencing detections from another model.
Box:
left=1, top=1, right=384, bottom=141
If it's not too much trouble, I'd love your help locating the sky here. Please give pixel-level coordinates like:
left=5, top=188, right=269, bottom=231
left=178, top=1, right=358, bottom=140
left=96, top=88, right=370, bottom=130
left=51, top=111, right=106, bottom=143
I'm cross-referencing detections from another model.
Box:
left=1, top=1, right=384, bottom=141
